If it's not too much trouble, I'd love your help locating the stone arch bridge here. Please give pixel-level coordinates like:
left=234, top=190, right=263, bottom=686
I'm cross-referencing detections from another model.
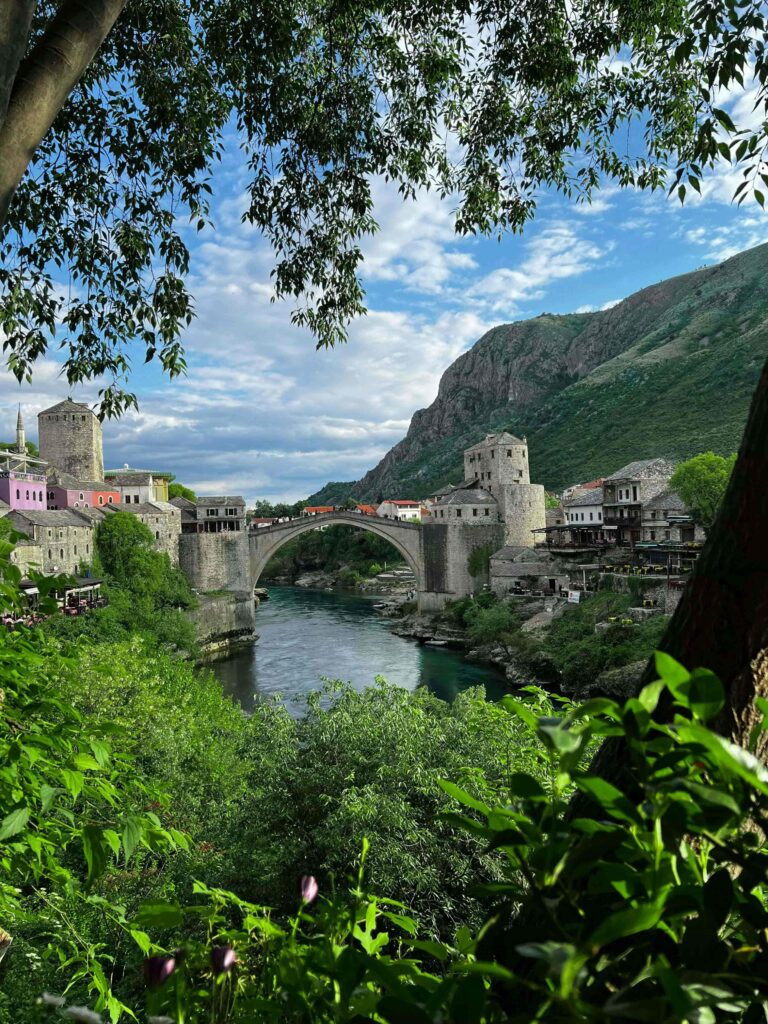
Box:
left=249, top=511, right=425, bottom=591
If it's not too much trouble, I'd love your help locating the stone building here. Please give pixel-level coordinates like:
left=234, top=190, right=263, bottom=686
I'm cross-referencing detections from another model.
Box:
left=562, top=487, right=609, bottom=546
left=108, top=501, right=181, bottom=563
left=489, top=547, right=570, bottom=597
left=171, top=496, right=246, bottom=534
left=463, top=432, right=546, bottom=546
left=38, top=399, right=104, bottom=482
left=8, top=509, right=95, bottom=576
left=103, top=467, right=172, bottom=504
left=602, top=459, right=675, bottom=546
left=641, top=489, right=704, bottom=544
left=429, top=486, right=499, bottom=523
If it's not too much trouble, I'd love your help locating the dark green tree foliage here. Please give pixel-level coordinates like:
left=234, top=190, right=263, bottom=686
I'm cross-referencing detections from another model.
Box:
left=262, top=524, right=406, bottom=580
left=41, top=655, right=768, bottom=1023
left=2, top=2, right=768, bottom=411
left=45, top=510, right=197, bottom=651
left=168, top=482, right=196, bottom=502
left=671, top=450, right=737, bottom=533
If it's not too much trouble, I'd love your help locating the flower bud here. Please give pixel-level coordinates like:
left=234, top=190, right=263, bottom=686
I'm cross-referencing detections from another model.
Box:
left=300, top=875, right=319, bottom=904
left=210, top=945, right=236, bottom=975
left=143, top=954, right=176, bottom=988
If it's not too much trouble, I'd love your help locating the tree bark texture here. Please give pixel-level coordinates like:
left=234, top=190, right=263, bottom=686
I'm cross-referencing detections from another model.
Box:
left=0, top=0, right=35, bottom=129
left=0, top=0, right=126, bottom=226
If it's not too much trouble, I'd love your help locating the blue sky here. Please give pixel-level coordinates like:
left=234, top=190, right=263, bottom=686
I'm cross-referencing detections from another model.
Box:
left=1, top=85, right=766, bottom=503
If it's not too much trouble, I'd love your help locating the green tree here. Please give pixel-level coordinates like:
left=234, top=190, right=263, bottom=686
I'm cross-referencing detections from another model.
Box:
left=168, top=482, right=196, bottom=502
left=670, top=451, right=737, bottom=534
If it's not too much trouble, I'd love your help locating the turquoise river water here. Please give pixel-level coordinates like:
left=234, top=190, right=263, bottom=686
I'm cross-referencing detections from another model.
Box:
left=210, top=585, right=508, bottom=715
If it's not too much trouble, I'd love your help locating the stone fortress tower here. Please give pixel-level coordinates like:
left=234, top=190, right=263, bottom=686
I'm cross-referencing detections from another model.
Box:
left=463, top=432, right=546, bottom=546
left=38, top=399, right=104, bottom=482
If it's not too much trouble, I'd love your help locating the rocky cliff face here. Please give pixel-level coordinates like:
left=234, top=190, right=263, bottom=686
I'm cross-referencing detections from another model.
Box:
left=332, top=242, right=768, bottom=499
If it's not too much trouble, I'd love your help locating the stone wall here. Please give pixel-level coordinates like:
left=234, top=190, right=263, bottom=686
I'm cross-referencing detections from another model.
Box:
left=10, top=539, right=44, bottom=575
left=9, top=513, right=94, bottom=575
left=128, top=503, right=181, bottom=564
left=419, top=521, right=504, bottom=609
left=179, top=531, right=251, bottom=593
left=502, top=483, right=546, bottom=547
left=38, top=409, right=103, bottom=481
left=186, top=592, right=257, bottom=655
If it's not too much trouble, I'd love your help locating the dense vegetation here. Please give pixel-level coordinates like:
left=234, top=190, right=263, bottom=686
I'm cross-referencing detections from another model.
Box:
left=261, top=525, right=406, bottom=583
left=41, top=511, right=197, bottom=654
left=671, top=451, right=737, bottom=534
left=445, top=589, right=669, bottom=692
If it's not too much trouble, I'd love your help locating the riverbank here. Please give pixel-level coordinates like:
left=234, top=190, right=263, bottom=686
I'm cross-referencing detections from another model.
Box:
left=265, top=563, right=417, bottom=597
left=380, top=586, right=671, bottom=701
left=187, top=591, right=259, bottom=660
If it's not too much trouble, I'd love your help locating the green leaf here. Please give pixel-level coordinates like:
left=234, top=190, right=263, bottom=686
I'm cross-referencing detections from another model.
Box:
left=122, top=818, right=141, bottom=862
left=74, top=753, right=102, bottom=772
left=687, top=669, right=725, bottom=722
left=133, top=900, right=183, bottom=928
left=589, top=899, right=664, bottom=949
left=654, top=651, right=689, bottom=686
left=438, top=779, right=488, bottom=813
left=40, top=784, right=57, bottom=812
left=0, top=806, right=30, bottom=841
left=82, top=825, right=108, bottom=886
left=103, top=829, right=121, bottom=857
left=61, top=769, right=84, bottom=799
left=574, top=777, right=642, bottom=825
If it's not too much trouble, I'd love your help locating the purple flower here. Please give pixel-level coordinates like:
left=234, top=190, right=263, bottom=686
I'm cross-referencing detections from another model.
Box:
left=300, top=875, right=319, bottom=904
left=210, top=945, right=236, bottom=975
left=143, top=954, right=176, bottom=989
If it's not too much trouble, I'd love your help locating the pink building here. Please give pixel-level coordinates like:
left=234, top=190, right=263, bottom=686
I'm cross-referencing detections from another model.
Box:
left=0, top=470, right=47, bottom=511
left=0, top=408, right=47, bottom=511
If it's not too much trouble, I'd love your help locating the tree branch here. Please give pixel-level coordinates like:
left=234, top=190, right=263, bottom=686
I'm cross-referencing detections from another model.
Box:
left=0, top=0, right=127, bottom=226
left=0, top=0, right=35, bottom=131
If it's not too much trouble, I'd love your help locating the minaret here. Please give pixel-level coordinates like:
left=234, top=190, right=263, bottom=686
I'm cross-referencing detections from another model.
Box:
left=16, top=405, right=25, bottom=454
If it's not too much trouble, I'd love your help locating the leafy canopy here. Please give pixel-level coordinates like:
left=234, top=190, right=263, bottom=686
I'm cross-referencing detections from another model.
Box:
left=3, top=0, right=768, bottom=412
left=670, top=450, right=737, bottom=533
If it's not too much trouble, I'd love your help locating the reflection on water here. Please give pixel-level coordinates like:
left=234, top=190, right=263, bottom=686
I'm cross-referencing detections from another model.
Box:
left=209, top=585, right=508, bottom=715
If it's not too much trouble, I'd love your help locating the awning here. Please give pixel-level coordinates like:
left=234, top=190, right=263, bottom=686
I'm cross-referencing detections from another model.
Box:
left=21, top=586, right=39, bottom=596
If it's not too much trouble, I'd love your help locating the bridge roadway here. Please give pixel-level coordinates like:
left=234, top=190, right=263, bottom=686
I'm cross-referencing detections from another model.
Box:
left=248, top=511, right=425, bottom=591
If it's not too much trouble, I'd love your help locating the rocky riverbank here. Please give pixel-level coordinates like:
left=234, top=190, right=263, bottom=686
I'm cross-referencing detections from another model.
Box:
left=187, top=592, right=259, bottom=660
left=266, top=565, right=417, bottom=596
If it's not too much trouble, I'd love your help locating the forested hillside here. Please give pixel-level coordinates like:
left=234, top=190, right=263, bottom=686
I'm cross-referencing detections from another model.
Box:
left=311, top=243, right=766, bottom=501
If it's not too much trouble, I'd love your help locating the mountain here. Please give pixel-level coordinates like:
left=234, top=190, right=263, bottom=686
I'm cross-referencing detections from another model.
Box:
left=310, top=242, right=768, bottom=502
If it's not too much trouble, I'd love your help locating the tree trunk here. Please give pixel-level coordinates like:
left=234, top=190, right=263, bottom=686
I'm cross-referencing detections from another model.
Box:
left=0, top=0, right=126, bottom=226
left=0, top=1, right=35, bottom=129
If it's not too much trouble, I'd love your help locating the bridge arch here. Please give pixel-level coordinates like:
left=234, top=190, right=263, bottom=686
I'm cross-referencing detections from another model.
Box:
left=248, top=512, right=424, bottom=591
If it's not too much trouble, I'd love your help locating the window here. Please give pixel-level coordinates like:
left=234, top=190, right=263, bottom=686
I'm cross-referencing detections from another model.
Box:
left=598, top=511, right=602, bottom=520
left=47, top=529, right=51, bottom=538
left=98, top=496, right=104, bottom=505
left=456, top=509, right=462, bottom=518
left=74, top=546, right=77, bottom=555
left=15, top=489, right=19, bottom=499
left=491, top=450, right=495, bottom=459
left=507, top=449, right=512, bottom=456
left=664, top=529, right=671, bottom=540
left=48, top=549, right=51, bottom=559
left=25, top=490, right=29, bottom=499
left=589, top=512, right=593, bottom=521
left=84, top=503, right=88, bottom=508
left=650, top=531, right=656, bottom=541
left=79, top=492, right=83, bottom=500
left=225, top=507, right=238, bottom=516
left=651, top=511, right=656, bottom=519
left=59, top=549, right=64, bottom=559
left=473, top=507, right=478, bottom=517
left=125, top=495, right=130, bottom=504
left=206, top=508, right=218, bottom=517
left=134, top=494, right=139, bottom=503
left=439, top=510, right=444, bottom=518
left=108, top=496, right=113, bottom=504
left=81, top=415, right=85, bottom=421
left=86, top=545, right=89, bottom=555
left=485, top=508, right=490, bottom=516
left=38, top=491, right=42, bottom=501
left=74, top=502, right=79, bottom=507
left=155, top=531, right=160, bottom=540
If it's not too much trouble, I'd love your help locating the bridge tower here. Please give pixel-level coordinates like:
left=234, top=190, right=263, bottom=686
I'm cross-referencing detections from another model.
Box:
left=463, top=432, right=545, bottom=547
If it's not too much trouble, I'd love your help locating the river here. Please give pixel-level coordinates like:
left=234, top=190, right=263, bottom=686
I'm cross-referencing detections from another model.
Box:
left=210, top=585, right=508, bottom=715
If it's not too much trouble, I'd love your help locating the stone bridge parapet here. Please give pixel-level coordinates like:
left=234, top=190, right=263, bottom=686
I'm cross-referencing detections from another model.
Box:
left=249, top=512, right=425, bottom=591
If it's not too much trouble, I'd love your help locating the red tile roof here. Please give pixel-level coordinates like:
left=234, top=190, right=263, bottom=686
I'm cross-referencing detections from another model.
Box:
left=356, top=504, right=377, bottom=515
left=304, top=505, right=335, bottom=513
left=384, top=499, right=420, bottom=506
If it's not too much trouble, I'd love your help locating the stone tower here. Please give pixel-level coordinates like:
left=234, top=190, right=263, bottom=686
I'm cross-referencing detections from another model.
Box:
left=16, top=405, right=25, bottom=454
left=463, top=432, right=546, bottom=546
left=38, top=399, right=104, bottom=482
